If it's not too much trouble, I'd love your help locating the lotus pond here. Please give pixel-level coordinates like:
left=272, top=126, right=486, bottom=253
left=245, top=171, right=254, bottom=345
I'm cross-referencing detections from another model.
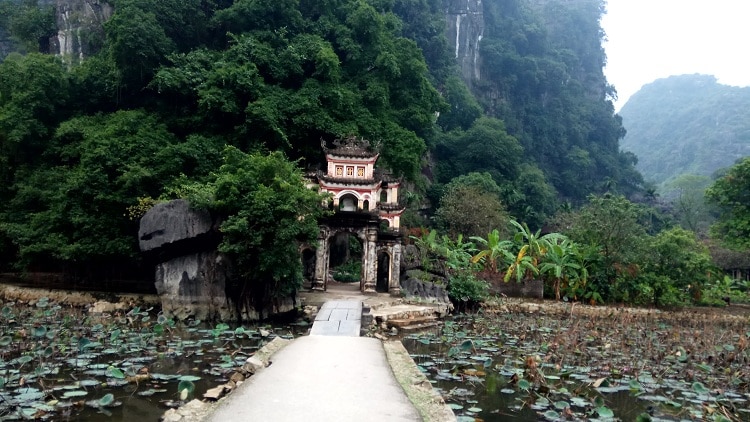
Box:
left=0, top=298, right=306, bottom=421
left=403, top=309, right=750, bottom=421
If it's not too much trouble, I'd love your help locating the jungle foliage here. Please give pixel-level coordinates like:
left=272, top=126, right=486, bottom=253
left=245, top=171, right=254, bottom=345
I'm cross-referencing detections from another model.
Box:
left=179, top=147, right=328, bottom=315
left=1, top=1, right=647, bottom=298
left=706, top=157, right=750, bottom=251
left=413, top=193, right=746, bottom=309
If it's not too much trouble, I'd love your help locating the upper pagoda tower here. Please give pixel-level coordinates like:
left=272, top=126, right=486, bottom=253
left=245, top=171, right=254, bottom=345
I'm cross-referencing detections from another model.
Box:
left=312, top=136, right=404, bottom=229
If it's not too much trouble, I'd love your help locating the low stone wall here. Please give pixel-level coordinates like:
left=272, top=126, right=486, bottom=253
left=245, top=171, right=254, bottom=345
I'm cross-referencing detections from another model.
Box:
left=487, top=278, right=543, bottom=299
left=383, top=341, right=457, bottom=422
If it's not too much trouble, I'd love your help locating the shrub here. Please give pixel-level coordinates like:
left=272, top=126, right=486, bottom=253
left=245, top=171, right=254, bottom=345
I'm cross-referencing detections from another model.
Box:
left=448, top=272, right=489, bottom=311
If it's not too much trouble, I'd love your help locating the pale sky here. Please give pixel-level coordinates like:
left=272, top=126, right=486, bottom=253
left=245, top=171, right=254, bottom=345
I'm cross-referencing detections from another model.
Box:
left=601, top=0, right=750, bottom=111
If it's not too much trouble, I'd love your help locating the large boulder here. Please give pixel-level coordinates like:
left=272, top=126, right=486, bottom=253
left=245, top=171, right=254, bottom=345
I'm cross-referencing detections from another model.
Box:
left=400, top=244, right=421, bottom=271
left=154, top=251, right=233, bottom=320
left=139, top=199, right=215, bottom=253
left=139, top=199, right=296, bottom=321
left=401, top=278, right=451, bottom=303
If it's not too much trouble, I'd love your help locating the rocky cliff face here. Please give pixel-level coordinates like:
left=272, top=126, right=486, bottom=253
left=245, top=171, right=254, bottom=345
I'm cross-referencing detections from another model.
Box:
left=445, top=0, right=484, bottom=83
left=0, top=0, right=111, bottom=61
left=52, top=0, right=112, bottom=60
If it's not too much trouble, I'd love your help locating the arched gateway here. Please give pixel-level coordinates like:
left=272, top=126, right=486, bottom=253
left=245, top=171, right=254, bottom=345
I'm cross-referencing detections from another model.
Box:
left=304, top=136, right=404, bottom=295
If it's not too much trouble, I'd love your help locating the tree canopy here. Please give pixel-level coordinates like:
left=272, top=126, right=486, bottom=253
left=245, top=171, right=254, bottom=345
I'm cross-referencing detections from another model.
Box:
left=706, top=157, right=750, bottom=250
left=182, top=147, right=328, bottom=315
left=0, top=0, right=645, bottom=285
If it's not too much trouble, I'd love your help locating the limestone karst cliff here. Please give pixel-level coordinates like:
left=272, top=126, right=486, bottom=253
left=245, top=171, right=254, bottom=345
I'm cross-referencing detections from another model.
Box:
left=0, top=0, right=112, bottom=60
left=445, top=0, right=484, bottom=83
left=52, top=0, right=112, bottom=60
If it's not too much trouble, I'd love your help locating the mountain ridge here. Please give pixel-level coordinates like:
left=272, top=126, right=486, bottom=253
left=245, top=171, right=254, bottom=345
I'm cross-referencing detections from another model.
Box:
left=619, top=74, right=750, bottom=187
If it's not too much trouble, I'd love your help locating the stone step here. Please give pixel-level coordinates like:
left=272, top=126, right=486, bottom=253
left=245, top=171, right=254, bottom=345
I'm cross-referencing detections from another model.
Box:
left=397, top=321, right=441, bottom=332
left=386, top=315, right=438, bottom=328
left=360, top=306, right=374, bottom=336
left=371, top=304, right=449, bottom=323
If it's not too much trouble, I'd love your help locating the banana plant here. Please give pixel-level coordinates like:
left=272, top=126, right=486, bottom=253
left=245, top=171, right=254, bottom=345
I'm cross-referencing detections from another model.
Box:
left=505, top=220, right=566, bottom=283
left=539, top=240, right=581, bottom=300
left=470, top=229, right=514, bottom=273
left=441, top=234, right=476, bottom=272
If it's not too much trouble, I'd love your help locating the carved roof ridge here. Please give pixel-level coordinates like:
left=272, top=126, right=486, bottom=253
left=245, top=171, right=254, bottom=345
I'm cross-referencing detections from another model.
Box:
left=321, top=135, right=379, bottom=158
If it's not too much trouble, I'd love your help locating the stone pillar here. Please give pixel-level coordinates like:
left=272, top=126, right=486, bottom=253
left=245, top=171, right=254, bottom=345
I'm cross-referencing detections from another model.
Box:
left=389, top=243, right=402, bottom=296
left=358, top=198, right=364, bottom=210
left=363, top=229, right=378, bottom=293
left=312, top=228, right=329, bottom=291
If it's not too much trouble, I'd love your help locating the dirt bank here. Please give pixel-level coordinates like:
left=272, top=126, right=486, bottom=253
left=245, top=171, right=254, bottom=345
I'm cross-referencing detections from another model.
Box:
left=483, top=296, right=750, bottom=323
left=0, top=283, right=160, bottom=308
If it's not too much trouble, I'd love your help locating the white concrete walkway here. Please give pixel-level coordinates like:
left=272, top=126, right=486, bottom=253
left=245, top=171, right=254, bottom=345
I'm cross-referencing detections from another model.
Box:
left=207, top=335, right=420, bottom=422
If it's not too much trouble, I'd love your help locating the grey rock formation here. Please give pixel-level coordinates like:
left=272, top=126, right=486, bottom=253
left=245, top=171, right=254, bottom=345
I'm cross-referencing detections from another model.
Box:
left=140, top=199, right=227, bottom=320
left=155, top=251, right=232, bottom=320
left=400, top=244, right=421, bottom=272
left=52, top=0, right=113, bottom=60
left=139, top=199, right=296, bottom=321
left=400, top=277, right=450, bottom=303
left=445, top=0, right=484, bottom=82
left=138, top=199, right=214, bottom=253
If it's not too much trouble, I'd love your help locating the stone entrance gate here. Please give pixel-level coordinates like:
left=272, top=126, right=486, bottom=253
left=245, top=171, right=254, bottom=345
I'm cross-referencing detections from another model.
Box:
left=304, top=136, right=405, bottom=296
left=309, top=213, right=401, bottom=295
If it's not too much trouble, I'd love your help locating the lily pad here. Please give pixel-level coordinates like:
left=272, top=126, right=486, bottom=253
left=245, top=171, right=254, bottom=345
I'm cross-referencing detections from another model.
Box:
left=596, top=406, right=614, bottom=418
left=62, top=391, right=88, bottom=399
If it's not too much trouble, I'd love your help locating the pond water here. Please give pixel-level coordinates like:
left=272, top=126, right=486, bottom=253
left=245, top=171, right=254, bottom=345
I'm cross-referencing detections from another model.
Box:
left=402, top=312, right=750, bottom=421
left=0, top=299, right=307, bottom=421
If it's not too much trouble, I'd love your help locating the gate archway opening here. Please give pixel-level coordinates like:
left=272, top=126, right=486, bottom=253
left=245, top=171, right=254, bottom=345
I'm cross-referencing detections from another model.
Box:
left=376, top=251, right=390, bottom=293
left=327, top=231, right=364, bottom=289
left=301, top=248, right=316, bottom=288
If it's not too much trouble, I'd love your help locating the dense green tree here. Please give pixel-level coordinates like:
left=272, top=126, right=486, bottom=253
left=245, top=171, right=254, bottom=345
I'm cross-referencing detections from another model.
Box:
left=392, top=0, right=454, bottom=82
left=639, top=227, right=713, bottom=307
left=552, top=194, right=648, bottom=299
left=2, top=110, right=201, bottom=272
left=183, top=147, right=328, bottom=317
left=104, top=2, right=175, bottom=91
left=434, top=117, right=523, bottom=184
left=434, top=184, right=509, bottom=239
left=706, top=157, right=750, bottom=250
left=510, top=163, right=557, bottom=229
left=0, top=53, right=70, bottom=183
left=664, top=174, right=712, bottom=234
left=436, top=75, right=482, bottom=131
left=154, top=0, right=443, bottom=179
left=2, top=0, right=56, bottom=53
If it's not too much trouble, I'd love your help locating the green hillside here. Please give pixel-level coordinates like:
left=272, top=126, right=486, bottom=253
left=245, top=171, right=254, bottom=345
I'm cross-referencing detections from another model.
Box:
left=619, top=74, right=750, bottom=188
left=0, top=0, right=640, bottom=278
